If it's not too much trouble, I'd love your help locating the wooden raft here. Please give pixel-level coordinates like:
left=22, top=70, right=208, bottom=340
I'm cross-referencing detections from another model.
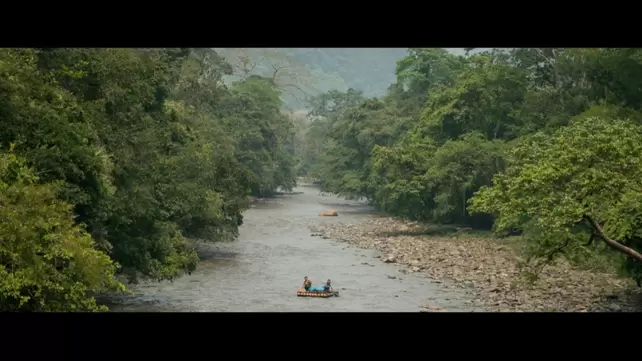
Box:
left=296, top=288, right=339, bottom=297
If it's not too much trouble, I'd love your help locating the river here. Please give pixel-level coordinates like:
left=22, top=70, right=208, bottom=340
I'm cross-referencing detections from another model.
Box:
left=106, top=184, right=482, bottom=312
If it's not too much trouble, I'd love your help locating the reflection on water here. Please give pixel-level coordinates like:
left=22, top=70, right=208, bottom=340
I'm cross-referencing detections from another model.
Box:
left=106, top=184, right=481, bottom=312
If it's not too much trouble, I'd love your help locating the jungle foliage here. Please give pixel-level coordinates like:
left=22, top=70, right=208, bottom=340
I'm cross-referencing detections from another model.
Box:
left=297, top=48, right=642, bottom=285
left=0, top=48, right=297, bottom=310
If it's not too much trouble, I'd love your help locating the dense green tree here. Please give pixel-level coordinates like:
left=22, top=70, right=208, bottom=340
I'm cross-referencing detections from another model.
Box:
left=469, top=114, right=642, bottom=284
left=0, top=152, right=124, bottom=311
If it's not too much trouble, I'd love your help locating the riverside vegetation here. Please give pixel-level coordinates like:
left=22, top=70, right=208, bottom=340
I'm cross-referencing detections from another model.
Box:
left=0, top=48, right=298, bottom=311
left=4, top=47, right=642, bottom=312
left=300, top=48, right=642, bottom=311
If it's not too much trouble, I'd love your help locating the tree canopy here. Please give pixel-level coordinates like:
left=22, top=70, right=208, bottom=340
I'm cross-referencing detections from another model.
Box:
left=0, top=48, right=298, bottom=311
left=296, top=48, right=642, bottom=286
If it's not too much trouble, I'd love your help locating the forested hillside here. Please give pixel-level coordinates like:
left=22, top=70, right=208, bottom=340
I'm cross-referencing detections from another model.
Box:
left=214, top=48, right=408, bottom=109
left=0, top=48, right=297, bottom=311
left=296, top=48, right=642, bottom=286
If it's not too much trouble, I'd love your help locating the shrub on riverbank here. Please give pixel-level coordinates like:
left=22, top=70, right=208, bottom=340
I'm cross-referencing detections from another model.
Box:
left=0, top=153, right=124, bottom=311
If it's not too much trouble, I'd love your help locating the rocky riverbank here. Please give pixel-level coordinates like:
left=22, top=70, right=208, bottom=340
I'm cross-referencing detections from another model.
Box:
left=310, top=217, right=641, bottom=312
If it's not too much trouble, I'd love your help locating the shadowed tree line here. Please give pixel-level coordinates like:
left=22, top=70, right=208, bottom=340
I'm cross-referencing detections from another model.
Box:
left=297, top=48, right=642, bottom=286
left=0, top=48, right=297, bottom=311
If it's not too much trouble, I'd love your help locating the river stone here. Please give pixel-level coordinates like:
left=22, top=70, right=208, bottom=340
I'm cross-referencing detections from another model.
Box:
left=309, top=216, right=639, bottom=313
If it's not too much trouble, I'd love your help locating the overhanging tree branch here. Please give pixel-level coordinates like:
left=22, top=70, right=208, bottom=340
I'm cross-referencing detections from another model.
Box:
left=584, top=215, right=642, bottom=262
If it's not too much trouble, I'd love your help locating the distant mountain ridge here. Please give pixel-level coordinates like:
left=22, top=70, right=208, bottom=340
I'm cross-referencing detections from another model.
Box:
left=214, top=48, right=490, bottom=109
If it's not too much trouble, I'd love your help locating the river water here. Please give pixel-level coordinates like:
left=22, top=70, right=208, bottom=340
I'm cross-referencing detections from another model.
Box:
left=106, top=184, right=482, bottom=312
